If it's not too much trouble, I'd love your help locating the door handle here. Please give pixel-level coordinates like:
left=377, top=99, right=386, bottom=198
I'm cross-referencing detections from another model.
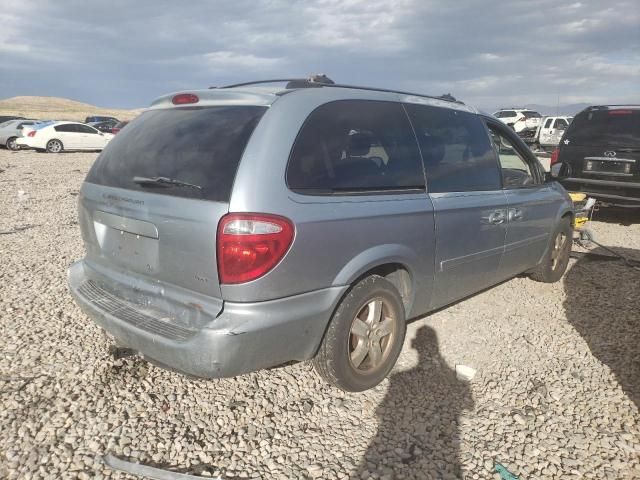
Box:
left=482, top=209, right=506, bottom=225
left=508, top=208, right=523, bottom=221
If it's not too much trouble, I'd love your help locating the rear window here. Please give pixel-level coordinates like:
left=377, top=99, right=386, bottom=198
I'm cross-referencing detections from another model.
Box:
left=566, top=109, right=640, bottom=147
left=523, top=111, right=541, bottom=118
left=86, top=106, right=266, bottom=202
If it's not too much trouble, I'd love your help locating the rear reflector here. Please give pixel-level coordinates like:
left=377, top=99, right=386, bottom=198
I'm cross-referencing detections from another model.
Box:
left=217, top=213, right=294, bottom=284
left=550, top=148, right=560, bottom=165
left=172, top=93, right=199, bottom=105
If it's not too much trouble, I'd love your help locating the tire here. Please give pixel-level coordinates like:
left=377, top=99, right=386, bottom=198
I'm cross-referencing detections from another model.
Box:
left=46, top=139, right=63, bottom=153
left=529, top=217, right=573, bottom=283
left=6, top=137, right=19, bottom=151
left=312, top=275, right=406, bottom=392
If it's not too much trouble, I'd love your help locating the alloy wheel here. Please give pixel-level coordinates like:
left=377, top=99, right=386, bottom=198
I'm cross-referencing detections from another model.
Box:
left=348, top=298, right=397, bottom=374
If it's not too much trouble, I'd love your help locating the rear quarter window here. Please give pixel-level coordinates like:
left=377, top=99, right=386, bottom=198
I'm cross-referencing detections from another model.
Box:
left=287, top=100, right=424, bottom=194
left=86, top=106, right=267, bottom=202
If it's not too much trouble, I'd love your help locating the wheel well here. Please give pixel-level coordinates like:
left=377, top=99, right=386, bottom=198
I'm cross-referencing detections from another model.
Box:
left=561, top=210, right=574, bottom=226
left=355, top=263, right=412, bottom=309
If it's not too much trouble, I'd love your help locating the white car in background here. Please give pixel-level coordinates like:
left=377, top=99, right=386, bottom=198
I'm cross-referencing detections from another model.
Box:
left=0, top=119, right=37, bottom=150
left=17, top=121, right=114, bottom=153
left=493, top=108, right=542, bottom=133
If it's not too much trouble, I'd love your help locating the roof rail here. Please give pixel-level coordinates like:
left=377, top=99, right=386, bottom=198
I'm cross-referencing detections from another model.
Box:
left=213, top=74, right=463, bottom=105
left=215, top=74, right=335, bottom=89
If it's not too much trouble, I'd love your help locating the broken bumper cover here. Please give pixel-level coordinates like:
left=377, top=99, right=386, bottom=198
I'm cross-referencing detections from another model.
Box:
left=67, top=260, right=347, bottom=378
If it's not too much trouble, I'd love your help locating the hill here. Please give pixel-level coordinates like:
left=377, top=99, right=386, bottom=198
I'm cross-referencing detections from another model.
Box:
left=0, top=96, right=142, bottom=122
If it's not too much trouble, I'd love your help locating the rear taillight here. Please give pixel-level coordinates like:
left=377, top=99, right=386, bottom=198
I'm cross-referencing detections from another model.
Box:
left=27, top=130, right=36, bottom=137
left=550, top=148, right=560, bottom=165
left=217, top=213, right=294, bottom=284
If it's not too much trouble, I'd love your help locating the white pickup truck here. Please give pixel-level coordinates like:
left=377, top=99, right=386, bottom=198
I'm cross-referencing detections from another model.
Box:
left=533, top=116, right=573, bottom=151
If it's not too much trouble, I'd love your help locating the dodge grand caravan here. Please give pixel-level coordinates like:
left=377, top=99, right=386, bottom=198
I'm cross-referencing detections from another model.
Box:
left=68, top=77, right=574, bottom=391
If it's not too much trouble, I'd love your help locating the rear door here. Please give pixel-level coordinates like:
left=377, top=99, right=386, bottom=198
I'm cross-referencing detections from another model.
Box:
left=485, top=119, right=558, bottom=279
left=81, top=105, right=267, bottom=303
left=405, top=104, right=507, bottom=309
left=53, top=123, right=80, bottom=148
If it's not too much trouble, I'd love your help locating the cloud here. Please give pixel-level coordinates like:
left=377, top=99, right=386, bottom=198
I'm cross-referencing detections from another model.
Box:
left=0, top=0, right=638, bottom=109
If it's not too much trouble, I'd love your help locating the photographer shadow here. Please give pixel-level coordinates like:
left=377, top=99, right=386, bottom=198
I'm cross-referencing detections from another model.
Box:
left=356, top=325, right=474, bottom=479
left=563, top=247, right=640, bottom=408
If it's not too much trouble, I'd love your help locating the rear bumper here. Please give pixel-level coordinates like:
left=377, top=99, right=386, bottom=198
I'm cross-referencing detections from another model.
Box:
left=559, top=177, right=640, bottom=205
left=67, top=260, right=347, bottom=378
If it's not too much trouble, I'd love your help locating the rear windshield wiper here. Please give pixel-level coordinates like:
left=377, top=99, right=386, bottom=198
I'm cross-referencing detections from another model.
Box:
left=132, top=176, right=202, bottom=190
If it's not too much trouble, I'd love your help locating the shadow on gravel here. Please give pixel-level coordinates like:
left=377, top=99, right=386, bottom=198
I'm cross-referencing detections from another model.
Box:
left=591, top=206, right=640, bottom=226
left=356, top=326, right=473, bottom=479
left=564, top=247, right=640, bottom=409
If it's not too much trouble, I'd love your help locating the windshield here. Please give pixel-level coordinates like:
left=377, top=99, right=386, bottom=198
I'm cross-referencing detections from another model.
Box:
left=566, top=109, right=640, bottom=147
left=86, top=106, right=267, bottom=202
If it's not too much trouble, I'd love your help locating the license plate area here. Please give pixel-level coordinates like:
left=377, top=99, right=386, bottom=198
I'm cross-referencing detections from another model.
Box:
left=583, top=158, right=633, bottom=176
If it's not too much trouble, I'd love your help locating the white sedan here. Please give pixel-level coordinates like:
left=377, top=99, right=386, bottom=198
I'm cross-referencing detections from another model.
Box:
left=0, top=119, right=36, bottom=150
left=17, top=121, right=114, bottom=153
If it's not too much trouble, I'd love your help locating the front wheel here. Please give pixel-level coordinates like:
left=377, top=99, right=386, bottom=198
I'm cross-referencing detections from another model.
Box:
left=46, top=139, right=63, bottom=153
left=312, top=275, right=406, bottom=392
left=529, top=217, right=573, bottom=283
left=6, top=137, right=20, bottom=151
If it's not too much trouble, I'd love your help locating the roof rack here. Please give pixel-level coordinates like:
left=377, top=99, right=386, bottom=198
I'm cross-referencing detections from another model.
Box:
left=212, top=74, right=463, bottom=105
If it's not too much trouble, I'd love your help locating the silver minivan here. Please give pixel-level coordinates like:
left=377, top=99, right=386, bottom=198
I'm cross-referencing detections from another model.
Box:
left=68, top=78, right=574, bottom=391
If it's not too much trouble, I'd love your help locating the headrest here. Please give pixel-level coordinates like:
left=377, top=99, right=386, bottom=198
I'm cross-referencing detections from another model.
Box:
left=347, top=131, right=372, bottom=157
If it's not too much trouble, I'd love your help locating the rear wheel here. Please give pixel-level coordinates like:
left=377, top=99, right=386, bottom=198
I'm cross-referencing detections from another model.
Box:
left=6, top=137, right=19, bottom=151
left=46, top=139, right=63, bottom=153
left=312, top=275, right=406, bottom=392
left=529, top=217, right=573, bottom=283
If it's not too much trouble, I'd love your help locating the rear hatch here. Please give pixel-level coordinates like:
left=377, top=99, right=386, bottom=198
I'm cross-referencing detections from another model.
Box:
left=79, top=102, right=268, bottom=318
left=558, top=108, right=640, bottom=185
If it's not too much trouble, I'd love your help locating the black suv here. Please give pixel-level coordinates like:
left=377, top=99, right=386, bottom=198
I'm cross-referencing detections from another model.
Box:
left=554, top=105, right=640, bottom=205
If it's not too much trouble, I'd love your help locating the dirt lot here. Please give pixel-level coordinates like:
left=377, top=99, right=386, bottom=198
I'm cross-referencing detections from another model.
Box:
left=1, top=149, right=639, bottom=479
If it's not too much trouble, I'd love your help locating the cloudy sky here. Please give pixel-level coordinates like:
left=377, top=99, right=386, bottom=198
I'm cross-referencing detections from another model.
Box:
left=1, top=0, right=638, bottom=110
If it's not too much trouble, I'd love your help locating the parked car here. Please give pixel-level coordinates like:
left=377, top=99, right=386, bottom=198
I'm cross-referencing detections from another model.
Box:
left=0, top=119, right=36, bottom=150
left=111, top=120, right=129, bottom=134
left=553, top=105, right=640, bottom=206
left=533, top=116, right=573, bottom=151
left=493, top=109, right=542, bottom=139
left=17, top=121, right=114, bottom=153
left=89, top=120, right=119, bottom=134
left=0, top=115, right=25, bottom=124
left=84, top=115, right=119, bottom=124
left=68, top=79, right=574, bottom=392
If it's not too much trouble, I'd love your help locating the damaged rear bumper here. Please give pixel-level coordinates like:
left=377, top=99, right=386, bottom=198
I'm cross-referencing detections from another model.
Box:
left=67, top=260, right=347, bottom=378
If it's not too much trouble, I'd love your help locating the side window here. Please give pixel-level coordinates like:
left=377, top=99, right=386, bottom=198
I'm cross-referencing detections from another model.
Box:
left=487, top=125, right=535, bottom=188
left=554, top=118, right=568, bottom=130
left=287, top=100, right=424, bottom=193
left=405, top=104, right=501, bottom=193
left=544, top=118, right=553, bottom=128
left=494, top=112, right=503, bottom=118
left=78, top=124, right=98, bottom=134
left=54, top=124, right=73, bottom=132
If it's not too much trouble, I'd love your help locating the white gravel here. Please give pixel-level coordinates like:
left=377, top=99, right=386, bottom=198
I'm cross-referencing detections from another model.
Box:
left=1, top=149, right=639, bottom=479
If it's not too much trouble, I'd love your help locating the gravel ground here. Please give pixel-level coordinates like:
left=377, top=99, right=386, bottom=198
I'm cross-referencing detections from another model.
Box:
left=1, top=149, right=639, bottom=480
